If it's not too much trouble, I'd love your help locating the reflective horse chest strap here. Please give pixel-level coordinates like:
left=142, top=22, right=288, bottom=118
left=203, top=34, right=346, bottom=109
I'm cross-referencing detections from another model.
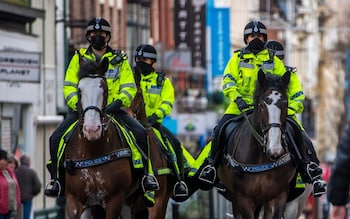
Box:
left=64, top=148, right=131, bottom=170
left=225, top=152, right=292, bottom=173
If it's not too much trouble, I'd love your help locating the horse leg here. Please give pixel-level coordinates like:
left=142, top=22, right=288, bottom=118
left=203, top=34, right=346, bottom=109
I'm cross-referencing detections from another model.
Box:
left=284, top=183, right=312, bottom=219
left=66, top=194, right=83, bottom=219
left=148, top=177, right=170, bottom=219
left=105, top=195, right=125, bottom=219
left=234, top=199, right=255, bottom=219
left=81, top=209, right=93, bottom=219
left=266, top=194, right=288, bottom=219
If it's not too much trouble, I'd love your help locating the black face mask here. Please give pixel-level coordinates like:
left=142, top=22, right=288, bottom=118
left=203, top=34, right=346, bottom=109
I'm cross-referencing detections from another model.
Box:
left=247, top=38, right=265, bottom=54
left=91, top=35, right=106, bottom=50
left=136, top=61, right=154, bottom=75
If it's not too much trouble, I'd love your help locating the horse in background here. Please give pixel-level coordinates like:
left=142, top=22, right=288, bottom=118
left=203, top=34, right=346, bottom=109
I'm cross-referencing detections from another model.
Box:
left=218, top=70, right=297, bottom=219
left=123, top=71, right=200, bottom=218
left=64, top=57, right=134, bottom=218
left=122, top=72, right=173, bottom=219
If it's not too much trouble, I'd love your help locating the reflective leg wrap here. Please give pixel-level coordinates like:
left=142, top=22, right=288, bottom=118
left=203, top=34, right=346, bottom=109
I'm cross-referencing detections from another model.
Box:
left=143, top=191, right=155, bottom=207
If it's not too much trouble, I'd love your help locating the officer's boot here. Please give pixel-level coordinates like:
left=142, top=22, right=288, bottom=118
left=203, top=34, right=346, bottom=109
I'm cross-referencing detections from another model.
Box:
left=172, top=147, right=189, bottom=200
left=141, top=173, right=159, bottom=207
left=44, top=163, right=63, bottom=197
left=198, top=131, right=219, bottom=187
left=140, top=138, right=160, bottom=193
left=303, top=133, right=326, bottom=197
left=141, top=154, right=159, bottom=207
left=141, top=174, right=160, bottom=192
left=173, top=181, right=189, bottom=200
left=307, top=162, right=326, bottom=197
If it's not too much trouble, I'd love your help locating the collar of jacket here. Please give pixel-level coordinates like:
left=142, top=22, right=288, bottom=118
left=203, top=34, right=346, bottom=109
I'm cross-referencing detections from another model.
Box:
left=141, top=71, right=156, bottom=80
left=85, top=45, right=114, bottom=55
left=240, top=48, right=270, bottom=59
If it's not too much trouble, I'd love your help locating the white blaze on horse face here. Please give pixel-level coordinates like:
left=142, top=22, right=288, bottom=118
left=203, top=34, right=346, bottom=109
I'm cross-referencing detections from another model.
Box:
left=266, top=90, right=284, bottom=157
left=79, top=77, right=104, bottom=141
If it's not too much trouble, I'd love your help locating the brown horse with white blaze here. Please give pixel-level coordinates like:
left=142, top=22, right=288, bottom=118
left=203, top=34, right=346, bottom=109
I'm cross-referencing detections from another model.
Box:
left=64, top=58, right=134, bottom=219
left=218, top=70, right=297, bottom=219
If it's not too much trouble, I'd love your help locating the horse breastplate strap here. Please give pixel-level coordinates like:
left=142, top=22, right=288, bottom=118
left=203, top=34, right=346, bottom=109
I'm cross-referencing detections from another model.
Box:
left=225, top=153, right=292, bottom=173
left=64, top=148, right=131, bottom=173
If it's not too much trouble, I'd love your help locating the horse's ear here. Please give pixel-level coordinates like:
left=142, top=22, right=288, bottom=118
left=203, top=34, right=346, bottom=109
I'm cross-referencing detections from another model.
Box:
left=258, top=69, right=266, bottom=86
left=100, top=57, right=110, bottom=75
left=282, top=70, right=291, bottom=86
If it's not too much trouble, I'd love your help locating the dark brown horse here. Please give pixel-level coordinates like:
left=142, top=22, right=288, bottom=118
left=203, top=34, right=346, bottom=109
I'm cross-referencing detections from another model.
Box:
left=122, top=72, right=175, bottom=219
left=217, top=70, right=297, bottom=219
left=64, top=58, right=134, bottom=218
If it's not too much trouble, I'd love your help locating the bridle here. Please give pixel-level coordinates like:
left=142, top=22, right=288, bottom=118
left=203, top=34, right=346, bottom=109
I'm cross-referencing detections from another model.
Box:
left=243, top=88, right=288, bottom=153
left=78, top=74, right=111, bottom=134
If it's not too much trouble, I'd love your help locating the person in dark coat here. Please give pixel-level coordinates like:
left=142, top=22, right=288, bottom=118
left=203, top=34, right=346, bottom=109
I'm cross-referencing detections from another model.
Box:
left=15, top=155, right=41, bottom=219
left=327, top=122, right=350, bottom=219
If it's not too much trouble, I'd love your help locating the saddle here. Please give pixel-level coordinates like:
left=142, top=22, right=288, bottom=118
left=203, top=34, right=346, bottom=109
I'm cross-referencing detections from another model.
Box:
left=219, top=115, right=244, bottom=155
left=57, top=117, right=144, bottom=178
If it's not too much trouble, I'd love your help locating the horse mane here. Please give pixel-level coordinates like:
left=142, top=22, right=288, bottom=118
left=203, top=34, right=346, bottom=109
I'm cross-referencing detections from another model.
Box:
left=133, top=67, right=142, bottom=87
left=78, top=57, right=109, bottom=80
left=253, top=71, right=290, bottom=106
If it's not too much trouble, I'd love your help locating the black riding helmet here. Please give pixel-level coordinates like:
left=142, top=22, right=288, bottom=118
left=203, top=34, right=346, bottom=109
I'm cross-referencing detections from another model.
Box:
left=265, top=40, right=285, bottom=60
left=243, top=21, right=267, bottom=44
left=85, top=17, right=111, bottom=41
left=134, top=44, right=157, bottom=62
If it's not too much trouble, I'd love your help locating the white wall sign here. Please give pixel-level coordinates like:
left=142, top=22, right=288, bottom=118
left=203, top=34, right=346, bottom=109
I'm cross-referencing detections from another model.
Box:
left=0, top=51, right=41, bottom=82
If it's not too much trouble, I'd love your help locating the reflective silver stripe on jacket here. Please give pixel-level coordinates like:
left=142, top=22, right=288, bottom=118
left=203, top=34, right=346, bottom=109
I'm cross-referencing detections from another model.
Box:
left=223, top=82, right=236, bottom=90
left=238, top=61, right=274, bottom=71
left=159, top=108, right=166, bottom=117
left=64, top=81, right=78, bottom=88
left=147, top=88, right=161, bottom=95
left=120, top=83, right=136, bottom=89
left=162, top=101, right=173, bottom=108
left=121, top=90, right=133, bottom=102
left=261, top=62, right=274, bottom=71
left=239, top=62, right=254, bottom=69
left=65, top=92, right=77, bottom=103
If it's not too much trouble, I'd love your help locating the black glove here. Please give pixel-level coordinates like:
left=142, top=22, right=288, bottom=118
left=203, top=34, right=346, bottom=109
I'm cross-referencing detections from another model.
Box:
left=106, top=99, right=122, bottom=115
left=235, top=97, right=249, bottom=112
left=147, top=114, right=158, bottom=126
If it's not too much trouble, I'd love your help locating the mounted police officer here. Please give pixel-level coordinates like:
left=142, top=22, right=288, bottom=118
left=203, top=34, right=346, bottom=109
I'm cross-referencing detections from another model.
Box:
left=133, top=44, right=190, bottom=200
left=44, top=18, right=159, bottom=203
left=197, top=21, right=326, bottom=197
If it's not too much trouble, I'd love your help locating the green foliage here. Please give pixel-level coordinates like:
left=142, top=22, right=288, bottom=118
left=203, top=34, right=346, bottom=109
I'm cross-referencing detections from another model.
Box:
left=207, top=91, right=230, bottom=113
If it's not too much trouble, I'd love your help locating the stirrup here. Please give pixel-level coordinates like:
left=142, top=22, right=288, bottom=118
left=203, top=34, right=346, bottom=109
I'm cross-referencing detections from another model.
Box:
left=173, top=181, right=189, bottom=197
left=198, top=164, right=216, bottom=184
left=312, top=179, right=327, bottom=197
left=44, top=180, right=62, bottom=198
left=215, top=181, right=226, bottom=193
left=141, top=174, right=160, bottom=192
left=307, top=162, right=322, bottom=180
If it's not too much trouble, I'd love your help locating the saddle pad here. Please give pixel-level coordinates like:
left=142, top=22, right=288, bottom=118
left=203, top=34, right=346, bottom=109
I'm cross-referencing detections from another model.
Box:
left=57, top=119, right=144, bottom=173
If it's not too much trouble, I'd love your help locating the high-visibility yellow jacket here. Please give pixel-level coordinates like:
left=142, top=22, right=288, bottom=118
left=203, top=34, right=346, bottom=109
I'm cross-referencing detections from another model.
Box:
left=223, top=48, right=304, bottom=118
left=64, top=46, right=136, bottom=111
left=139, top=71, right=174, bottom=123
